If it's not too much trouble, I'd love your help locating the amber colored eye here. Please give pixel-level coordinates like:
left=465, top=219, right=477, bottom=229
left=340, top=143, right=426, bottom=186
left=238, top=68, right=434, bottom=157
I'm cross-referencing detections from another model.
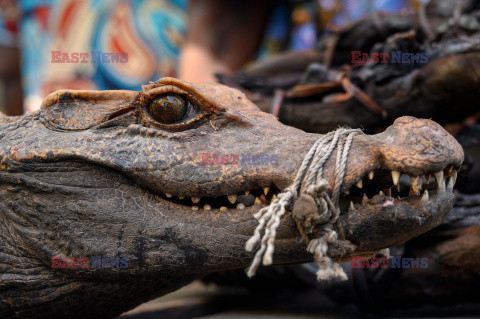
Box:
left=148, top=94, right=189, bottom=124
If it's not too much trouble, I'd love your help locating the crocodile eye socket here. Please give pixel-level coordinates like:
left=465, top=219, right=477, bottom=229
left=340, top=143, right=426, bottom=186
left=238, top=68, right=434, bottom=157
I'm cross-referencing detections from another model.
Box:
left=148, top=94, right=189, bottom=124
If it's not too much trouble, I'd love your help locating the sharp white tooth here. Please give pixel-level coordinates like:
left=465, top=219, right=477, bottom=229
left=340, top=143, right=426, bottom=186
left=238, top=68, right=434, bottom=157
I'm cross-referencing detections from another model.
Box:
left=421, top=190, right=429, bottom=203
left=263, top=187, right=270, bottom=196
left=425, top=173, right=431, bottom=184
left=244, top=191, right=250, bottom=196
left=434, top=170, right=444, bottom=187
left=438, top=183, right=446, bottom=195
left=179, top=196, right=185, bottom=200
left=219, top=206, right=228, bottom=212
left=192, top=206, right=199, bottom=211
left=362, top=193, right=369, bottom=205
left=446, top=166, right=453, bottom=175
left=254, top=197, right=262, bottom=204
left=447, top=177, right=454, bottom=191
left=391, top=171, right=401, bottom=186
left=349, top=201, right=355, bottom=211
left=379, top=191, right=385, bottom=196
left=434, top=171, right=445, bottom=194
left=165, top=193, right=172, bottom=198
left=410, top=176, right=422, bottom=194
left=356, top=180, right=363, bottom=189
left=368, top=171, right=374, bottom=180
left=191, top=197, right=201, bottom=204
left=227, top=195, right=237, bottom=204
left=452, top=171, right=458, bottom=184
left=236, top=203, right=246, bottom=210
left=203, top=204, right=212, bottom=211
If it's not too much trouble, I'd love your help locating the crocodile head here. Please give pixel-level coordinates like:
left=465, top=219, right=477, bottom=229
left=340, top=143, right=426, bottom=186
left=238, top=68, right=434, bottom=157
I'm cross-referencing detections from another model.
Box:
left=0, top=78, right=463, bottom=317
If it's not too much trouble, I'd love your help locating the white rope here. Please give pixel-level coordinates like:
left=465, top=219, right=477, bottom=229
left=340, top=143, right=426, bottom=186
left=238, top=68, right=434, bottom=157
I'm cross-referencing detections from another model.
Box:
left=245, top=128, right=362, bottom=281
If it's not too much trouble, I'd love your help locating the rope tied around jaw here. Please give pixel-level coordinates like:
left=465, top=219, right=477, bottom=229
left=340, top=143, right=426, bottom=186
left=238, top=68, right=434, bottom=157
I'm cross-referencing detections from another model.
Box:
left=245, top=128, right=363, bottom=281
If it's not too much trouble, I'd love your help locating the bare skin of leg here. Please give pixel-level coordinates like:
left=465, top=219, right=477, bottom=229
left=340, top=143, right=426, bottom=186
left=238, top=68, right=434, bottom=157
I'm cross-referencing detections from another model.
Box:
left=178, top=0, right=272, bottom=84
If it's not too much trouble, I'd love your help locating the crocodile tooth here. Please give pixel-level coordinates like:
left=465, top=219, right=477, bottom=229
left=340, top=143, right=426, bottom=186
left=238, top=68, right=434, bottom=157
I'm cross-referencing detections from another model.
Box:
left=452, top=171, right=458, bottom=184
left=236, top=203, right=246, bottom=210
left=434, top=171, right=445, bottom=194
left=227, top=195, right=237, bottom=204
left=446, top=166, right=453, bottom=175
left=192, top=206, right=199, bottom=211
left=165, top=193, right=172, bottom=198
left=259, top=195, right=269, bottom=205
left=254, top=197, right=262, bottom=204
left=368, top=171, right=374, bottom=180
left=191, top=197, right=201, bottom=204
left=383, top=199, right=395, bottom=207
left=356, top=180, right=363, bottom=189
left=263, top=187, right=270, bottom=196
left=203, top=204, right=212, bottom=211
left=244, top=191, right=250, bottom=196
left=410, top=176, right=422, bottom=195
left=219, top=206, right=228, bottom=212
left=447, top=177, right=454, bottom=192
left=379, top=191, right=385, bottom=196
left=349, top=201, right=355, bottom=211
left=425, top=173, right=431, bottom=184
left=391, top=171, right=401, bottom=186
left=179, top=196, right=185, bottom=200
left=362, top=193, right=369, bottom=205
left=421, top=190, right=429, bottom=203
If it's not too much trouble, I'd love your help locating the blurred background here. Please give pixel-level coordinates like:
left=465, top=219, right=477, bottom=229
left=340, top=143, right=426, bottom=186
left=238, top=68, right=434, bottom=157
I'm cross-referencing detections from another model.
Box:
left=0, top=0, right=417, bottom=115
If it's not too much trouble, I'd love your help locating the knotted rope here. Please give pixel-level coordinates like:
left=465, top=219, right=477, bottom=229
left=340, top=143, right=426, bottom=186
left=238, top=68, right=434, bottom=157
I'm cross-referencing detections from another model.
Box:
left=245, top=128, right=363, bottom=281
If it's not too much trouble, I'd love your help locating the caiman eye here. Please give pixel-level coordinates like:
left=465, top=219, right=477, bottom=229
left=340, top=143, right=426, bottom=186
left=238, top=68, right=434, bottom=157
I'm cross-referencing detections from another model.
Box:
left=138, top=78, right=226, bottom=132
left=148, top=94, right=189, bottom=124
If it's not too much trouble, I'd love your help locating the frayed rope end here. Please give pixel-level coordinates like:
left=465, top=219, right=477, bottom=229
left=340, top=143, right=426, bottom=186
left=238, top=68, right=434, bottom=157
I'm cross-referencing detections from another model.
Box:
left=316, top=262, right=348, bottom=282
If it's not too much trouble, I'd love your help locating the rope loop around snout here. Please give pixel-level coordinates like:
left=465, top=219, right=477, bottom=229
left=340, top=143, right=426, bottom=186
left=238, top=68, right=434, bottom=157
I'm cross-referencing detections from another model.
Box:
left=245, top=128, right=362, bottom=281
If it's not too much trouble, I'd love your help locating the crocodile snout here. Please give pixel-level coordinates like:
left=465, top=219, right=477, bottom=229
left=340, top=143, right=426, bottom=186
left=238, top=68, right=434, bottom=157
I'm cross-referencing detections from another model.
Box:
left=376, top=116, right=464, bottom=175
